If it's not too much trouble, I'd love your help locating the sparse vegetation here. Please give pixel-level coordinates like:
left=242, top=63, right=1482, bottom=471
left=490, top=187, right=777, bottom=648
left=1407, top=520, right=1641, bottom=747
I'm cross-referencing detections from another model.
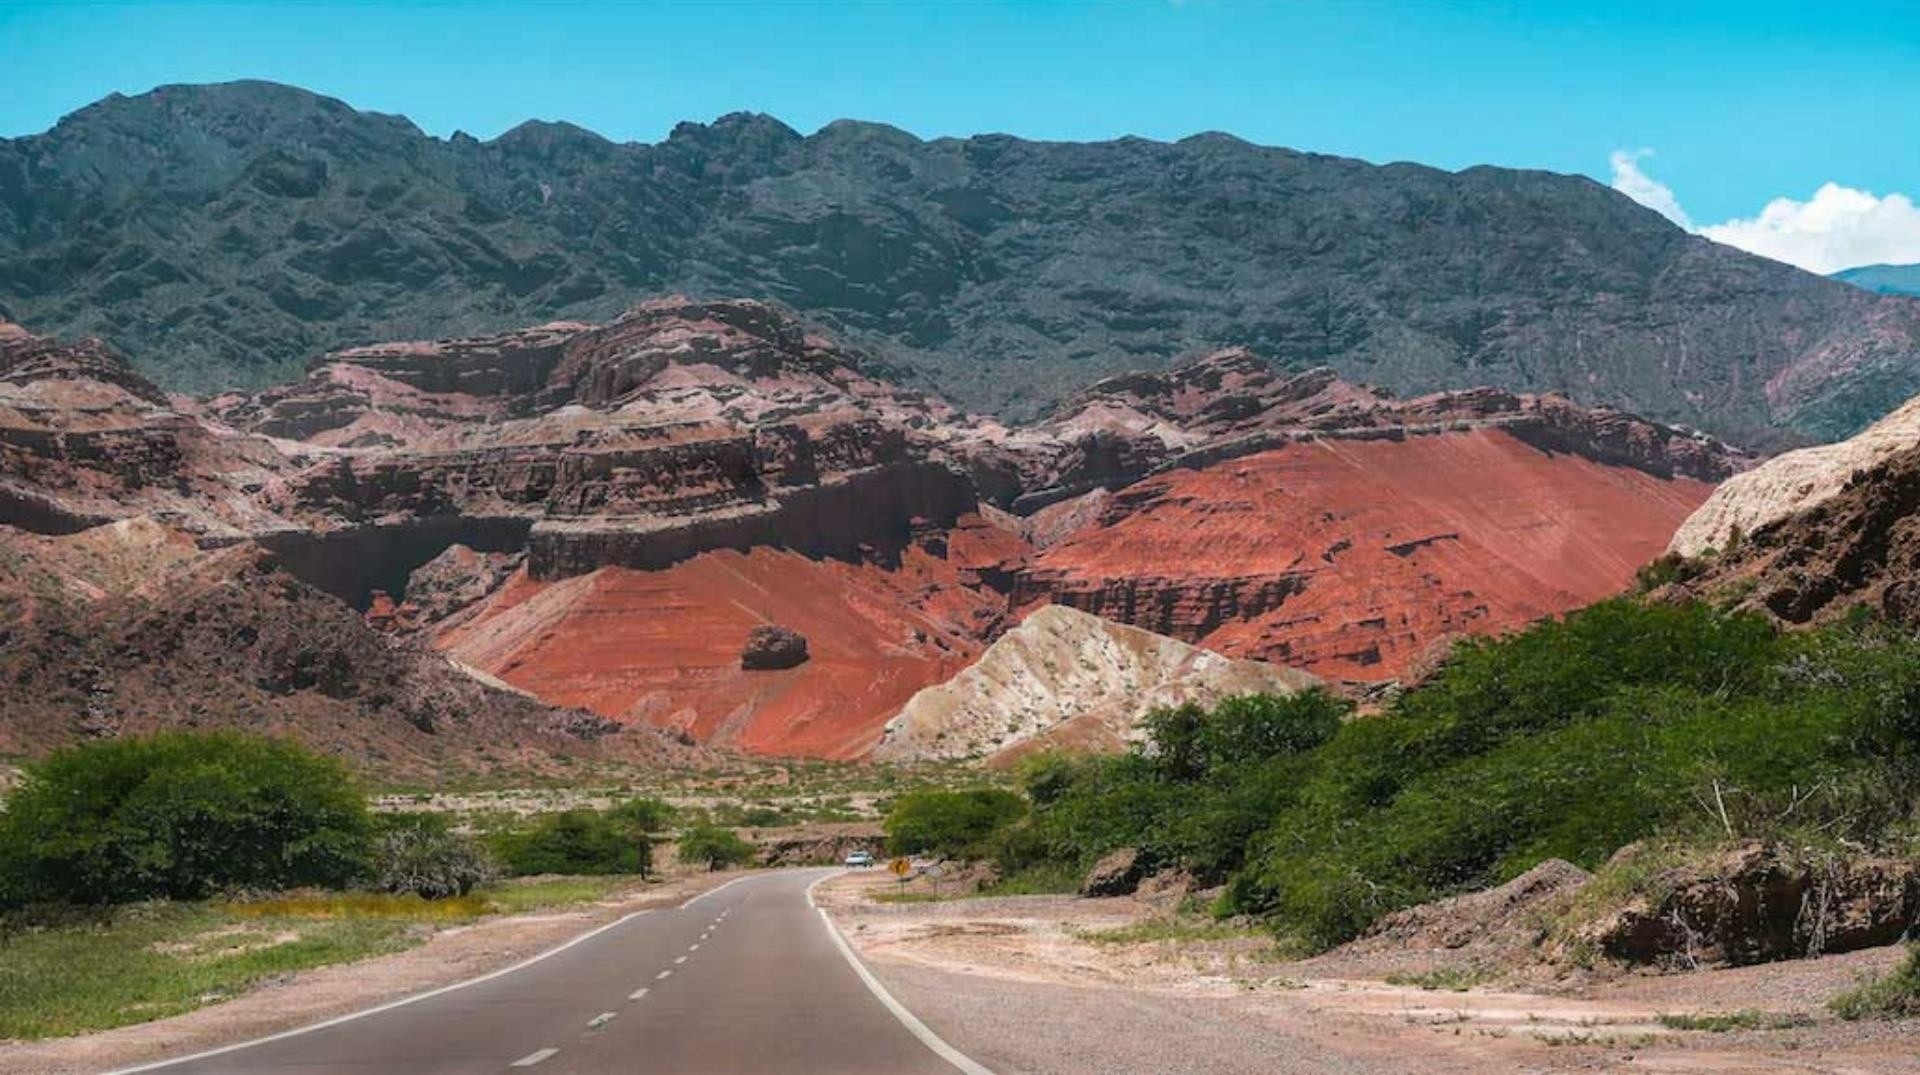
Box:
left=1657, top=1009, right=1815, bottom=1032
left=1080, top=916, right=1260, bottom=946
left=0, top=901, right=416, bottom=1040
left=1830, top=945, right=1920, bottom=1020
left=1384, top=966, right=1494, bottom=992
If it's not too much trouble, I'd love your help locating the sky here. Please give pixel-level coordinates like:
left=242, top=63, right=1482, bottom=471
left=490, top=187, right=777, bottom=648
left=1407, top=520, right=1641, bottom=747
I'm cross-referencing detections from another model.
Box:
left=2, top=0, right=1918, bottom=272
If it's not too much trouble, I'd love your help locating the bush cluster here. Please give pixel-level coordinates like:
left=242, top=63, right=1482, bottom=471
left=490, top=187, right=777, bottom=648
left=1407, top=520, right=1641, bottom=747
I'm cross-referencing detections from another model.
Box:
left=0, top=732, right=372, bottom=907
left=489, top=798, right=678, bottom=878
left=0, top=734, right=694, bottom=909
left=1008, top=599, right=1920, bottom=949
left=369, top=814, right=497, bottom=899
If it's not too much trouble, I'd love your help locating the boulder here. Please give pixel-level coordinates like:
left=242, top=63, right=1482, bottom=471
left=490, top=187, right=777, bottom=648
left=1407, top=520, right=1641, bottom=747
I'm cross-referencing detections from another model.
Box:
left=1081, top=847, right=1147, bottom=897
left=741, top=625, right=809, bottom=670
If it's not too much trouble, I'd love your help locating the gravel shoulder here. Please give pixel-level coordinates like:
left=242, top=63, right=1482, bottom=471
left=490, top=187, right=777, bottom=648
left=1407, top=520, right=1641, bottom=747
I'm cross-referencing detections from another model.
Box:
left=0, top=870, right=745, bottom=1075
left=816, top=873, right=1920, bottom=1075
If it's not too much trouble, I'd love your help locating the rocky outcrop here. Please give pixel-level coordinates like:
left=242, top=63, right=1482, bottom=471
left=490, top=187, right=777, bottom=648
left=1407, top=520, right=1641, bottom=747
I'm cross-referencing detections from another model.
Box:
left=1672, top=393, right=1920, bottom=558
left=873, top=605, right=1318, bottom=763
left=1562, top=843, right=1920, bottom=968
left=1081, top=848, right=1148, bottom=898
left=0, top=526, right=692, bottom=779
left=1009, top=351, right=1743, bottom=514
left=741, top=625, right=809, bottom=670
left=0, top=324, right=294, bottom=536
left=753, top=824, right=884, bottom=867
left=1671, top=442, right=1920, bottom=626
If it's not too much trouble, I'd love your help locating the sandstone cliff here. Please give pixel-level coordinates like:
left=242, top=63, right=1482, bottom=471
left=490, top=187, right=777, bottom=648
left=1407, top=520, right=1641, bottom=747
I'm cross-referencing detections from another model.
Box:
left=872, top=605, right=1320, bottom=764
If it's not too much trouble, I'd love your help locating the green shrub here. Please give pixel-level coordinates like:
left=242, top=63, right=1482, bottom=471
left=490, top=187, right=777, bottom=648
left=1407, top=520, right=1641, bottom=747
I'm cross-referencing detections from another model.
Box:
left=369, top=814, right=498, bottom=900
left=883, top=788, right=1025, bottom=859
left=0, top=732, right=371, bottom=907
left=676, top=825, right=756, bottom=871
left=490, top=810, right=642, bottom=876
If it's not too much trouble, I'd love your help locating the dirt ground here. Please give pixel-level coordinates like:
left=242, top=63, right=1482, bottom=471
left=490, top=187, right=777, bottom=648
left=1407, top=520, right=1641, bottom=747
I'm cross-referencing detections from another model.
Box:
left=0, top=870, right=743, bottom=1075
left=815, top=872, right=1920, bottom=1075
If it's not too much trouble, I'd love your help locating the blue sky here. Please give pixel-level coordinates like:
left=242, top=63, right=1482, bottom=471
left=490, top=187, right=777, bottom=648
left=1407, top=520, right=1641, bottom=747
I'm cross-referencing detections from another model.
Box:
left=3, top=1, right=1918, bottom=269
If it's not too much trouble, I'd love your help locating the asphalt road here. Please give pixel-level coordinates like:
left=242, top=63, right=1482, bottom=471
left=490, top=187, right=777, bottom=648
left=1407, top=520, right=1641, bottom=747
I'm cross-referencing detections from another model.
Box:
left=111, top=869, right=984, bottom=1075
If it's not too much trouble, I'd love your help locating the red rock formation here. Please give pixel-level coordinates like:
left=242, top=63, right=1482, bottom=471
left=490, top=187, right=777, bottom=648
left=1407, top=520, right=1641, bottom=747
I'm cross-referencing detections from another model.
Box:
left=0, top=303, right=1745, bottom=760
left=1006, top=427, right=1716, bottom=681
left=435, top=514, right=1024, bottom=759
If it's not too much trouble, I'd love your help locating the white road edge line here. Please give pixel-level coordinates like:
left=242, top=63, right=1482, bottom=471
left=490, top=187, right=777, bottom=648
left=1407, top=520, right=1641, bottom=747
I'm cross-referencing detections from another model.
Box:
left=806, top=871, right=997, bottom=1075
left=628, top=987, right=651, bottom=1001
left=510, top=1047, right=560, bottom=1067
left=101, top=906, right=657, bottom=1075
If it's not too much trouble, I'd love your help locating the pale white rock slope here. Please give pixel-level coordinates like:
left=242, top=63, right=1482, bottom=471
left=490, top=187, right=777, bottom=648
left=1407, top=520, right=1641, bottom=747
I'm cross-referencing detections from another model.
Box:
left=871, top=604, right=1320, bottom=764
left=1671, top=395, right=1920, bottom=557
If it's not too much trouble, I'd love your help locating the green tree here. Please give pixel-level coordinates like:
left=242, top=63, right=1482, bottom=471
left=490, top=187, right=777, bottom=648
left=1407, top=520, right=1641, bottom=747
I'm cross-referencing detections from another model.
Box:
left=0, top=732, right=371, bottom=907
left=607, top=798, right=677, bottom=879
left=677, top=825, right=756, bottom=871
left=883, top=789, right=1026, bottom=858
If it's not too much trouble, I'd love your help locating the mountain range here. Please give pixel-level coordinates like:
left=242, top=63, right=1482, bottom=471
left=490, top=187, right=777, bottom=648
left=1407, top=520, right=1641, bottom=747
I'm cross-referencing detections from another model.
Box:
left=6, top=81, right=1920, bottom=449
left=1834, top=263, right=1920, bottom=298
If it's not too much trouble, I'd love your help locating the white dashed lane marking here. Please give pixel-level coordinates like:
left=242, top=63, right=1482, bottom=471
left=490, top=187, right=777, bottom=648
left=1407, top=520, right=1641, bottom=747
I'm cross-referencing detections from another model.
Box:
left=586, top=1012, right=617, bottom=1031
left=510, top=1047, right=559, bottom=1067
left=628, top=987, right=650, bottom=1001
left=656, top=970, right=672, bottom=980
left=688, top=943, right=700, bottom=951
left=673, top=956, right=687, bottom=965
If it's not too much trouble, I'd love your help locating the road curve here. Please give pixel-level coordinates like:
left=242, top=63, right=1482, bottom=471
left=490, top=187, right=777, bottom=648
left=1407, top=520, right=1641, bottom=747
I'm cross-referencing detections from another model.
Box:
left=108, top=869, right=985, bottom=1075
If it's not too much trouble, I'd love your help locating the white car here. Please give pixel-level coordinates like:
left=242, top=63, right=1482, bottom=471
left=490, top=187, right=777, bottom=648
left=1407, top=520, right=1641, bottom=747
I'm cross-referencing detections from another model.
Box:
left=844, top=850, right=875, bottom=868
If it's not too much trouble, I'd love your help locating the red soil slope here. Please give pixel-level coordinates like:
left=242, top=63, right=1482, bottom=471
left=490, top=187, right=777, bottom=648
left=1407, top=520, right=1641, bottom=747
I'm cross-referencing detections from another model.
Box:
left=436, top=516, right=1025, bottom=759
left=1008, top=428, right=1715, bottom=680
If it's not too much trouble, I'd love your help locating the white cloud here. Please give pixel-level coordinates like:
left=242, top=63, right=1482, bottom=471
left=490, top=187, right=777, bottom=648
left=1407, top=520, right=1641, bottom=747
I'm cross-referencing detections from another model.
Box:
left=1608, top=149, right=1920, bottom=275
left=1701, top=185, right=1920, bottom=276
left=1609, top=149, right=1694, bottom=230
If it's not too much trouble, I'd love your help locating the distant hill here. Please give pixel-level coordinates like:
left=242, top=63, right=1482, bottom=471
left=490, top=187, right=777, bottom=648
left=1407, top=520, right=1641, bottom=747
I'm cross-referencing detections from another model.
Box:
left=1833, top=263, right=1920, bottom=297
left=5, top=80, right=1920, bottom=446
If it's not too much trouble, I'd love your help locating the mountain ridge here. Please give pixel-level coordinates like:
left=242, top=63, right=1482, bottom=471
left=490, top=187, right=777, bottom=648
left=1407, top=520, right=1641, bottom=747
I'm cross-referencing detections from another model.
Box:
left=7, top=81, right=1920, bottom=448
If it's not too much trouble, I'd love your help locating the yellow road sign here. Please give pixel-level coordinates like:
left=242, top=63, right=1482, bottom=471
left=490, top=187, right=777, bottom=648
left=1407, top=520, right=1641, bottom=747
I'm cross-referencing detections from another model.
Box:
left=888, top=857, right=911, bottom=877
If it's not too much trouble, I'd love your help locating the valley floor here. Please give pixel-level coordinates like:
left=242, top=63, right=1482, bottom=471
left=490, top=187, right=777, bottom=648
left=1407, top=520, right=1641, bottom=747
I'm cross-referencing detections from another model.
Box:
left=815, top=873, right=1920, bottom=1075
